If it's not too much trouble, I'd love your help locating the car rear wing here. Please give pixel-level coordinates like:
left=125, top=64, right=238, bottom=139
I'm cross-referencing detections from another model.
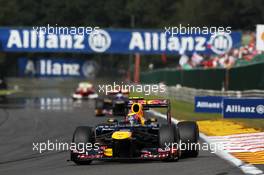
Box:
left=127, top=98, right=172, bottom=124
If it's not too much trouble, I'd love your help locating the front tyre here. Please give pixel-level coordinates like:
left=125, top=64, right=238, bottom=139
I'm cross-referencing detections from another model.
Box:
left=71, top=126, right=94, bottom=165
left=178, top=121, right=199, bottom=158
left=159, top=124, right=180, bottom=161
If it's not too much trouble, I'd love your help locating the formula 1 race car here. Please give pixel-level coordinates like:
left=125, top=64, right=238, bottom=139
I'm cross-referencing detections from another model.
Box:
left=72, top=82, right=98, bottom=100
left=95, top=90, right=129, bottom=116
left=71, top=98, right=199, bottom=165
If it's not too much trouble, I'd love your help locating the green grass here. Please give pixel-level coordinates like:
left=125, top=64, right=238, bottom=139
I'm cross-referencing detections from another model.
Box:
left=130, top=92, right=264, bottom=130
left=0, top=89, right=19, bottom=96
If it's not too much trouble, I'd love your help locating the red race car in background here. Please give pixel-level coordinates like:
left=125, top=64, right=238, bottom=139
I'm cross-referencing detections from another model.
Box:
left=72, top=82, right=98, bottom=100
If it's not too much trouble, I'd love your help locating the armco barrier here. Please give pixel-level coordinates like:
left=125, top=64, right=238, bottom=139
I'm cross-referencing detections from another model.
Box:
left=153, top=85, right=264, bottom=103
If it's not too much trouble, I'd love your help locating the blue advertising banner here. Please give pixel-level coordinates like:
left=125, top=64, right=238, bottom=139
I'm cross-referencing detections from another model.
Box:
left=0, top=28, right=241, bottom=55
left=18, top=58, right=98, bottom=78
left=223, top=98, right=264, bottom=118
left=194, top=96, right=223, bottom=113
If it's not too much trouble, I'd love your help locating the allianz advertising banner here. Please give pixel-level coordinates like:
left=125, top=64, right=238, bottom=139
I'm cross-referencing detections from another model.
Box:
left=223, top=98, right=264, bottom=118
left=18, top=58, right=98, bottom=78
left=0, top=28, right=241, bottom=55
left=194, top=96, right=223, bottom=113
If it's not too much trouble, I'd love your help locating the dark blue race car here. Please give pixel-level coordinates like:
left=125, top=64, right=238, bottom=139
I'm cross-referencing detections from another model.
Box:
left=71, top=98, right=199, bottom=165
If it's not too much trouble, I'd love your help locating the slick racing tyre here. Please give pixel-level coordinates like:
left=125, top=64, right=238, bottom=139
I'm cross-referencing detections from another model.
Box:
left=177, top=121, right=199, bottom=158
left=159, top=124, right=180, bottom=161
left=71, top=126, right=94, bottom=165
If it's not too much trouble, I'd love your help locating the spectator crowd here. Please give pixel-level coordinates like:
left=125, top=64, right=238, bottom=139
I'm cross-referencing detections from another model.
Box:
left=178, top=33, right=262, bottom=70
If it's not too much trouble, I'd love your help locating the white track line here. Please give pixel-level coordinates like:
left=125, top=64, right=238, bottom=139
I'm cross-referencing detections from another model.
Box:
left=148, top=110, right=264, bottom=175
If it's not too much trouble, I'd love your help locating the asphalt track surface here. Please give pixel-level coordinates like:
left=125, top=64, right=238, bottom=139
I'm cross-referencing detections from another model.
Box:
left=0, top=90, right=246, bottom=175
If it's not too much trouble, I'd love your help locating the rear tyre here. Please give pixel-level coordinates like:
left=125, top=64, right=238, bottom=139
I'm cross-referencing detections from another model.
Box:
left=159, top=124, right=180, bottom=161
left=71, top=126, right=94, bottom=165
left=177, top=121, right=199, bottom=158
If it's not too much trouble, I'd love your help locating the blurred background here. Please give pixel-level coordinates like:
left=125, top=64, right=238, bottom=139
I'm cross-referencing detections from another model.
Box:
left=0, top=0, right=263, bottom=90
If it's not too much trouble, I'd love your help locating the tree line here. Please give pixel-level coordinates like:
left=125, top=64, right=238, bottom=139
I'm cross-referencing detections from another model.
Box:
left=0, top=0, right=263, bottom=30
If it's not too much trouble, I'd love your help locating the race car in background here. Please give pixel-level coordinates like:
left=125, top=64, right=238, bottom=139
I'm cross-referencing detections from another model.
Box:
left=71, top=98, right=199, bottom=165
left=72, top=82, right=98, bottom=100
left=95, top=90, right=129, bottom=116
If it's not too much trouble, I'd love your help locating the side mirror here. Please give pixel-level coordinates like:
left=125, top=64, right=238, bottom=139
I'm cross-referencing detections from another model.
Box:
left=107, top=118, right=117, bottom=123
